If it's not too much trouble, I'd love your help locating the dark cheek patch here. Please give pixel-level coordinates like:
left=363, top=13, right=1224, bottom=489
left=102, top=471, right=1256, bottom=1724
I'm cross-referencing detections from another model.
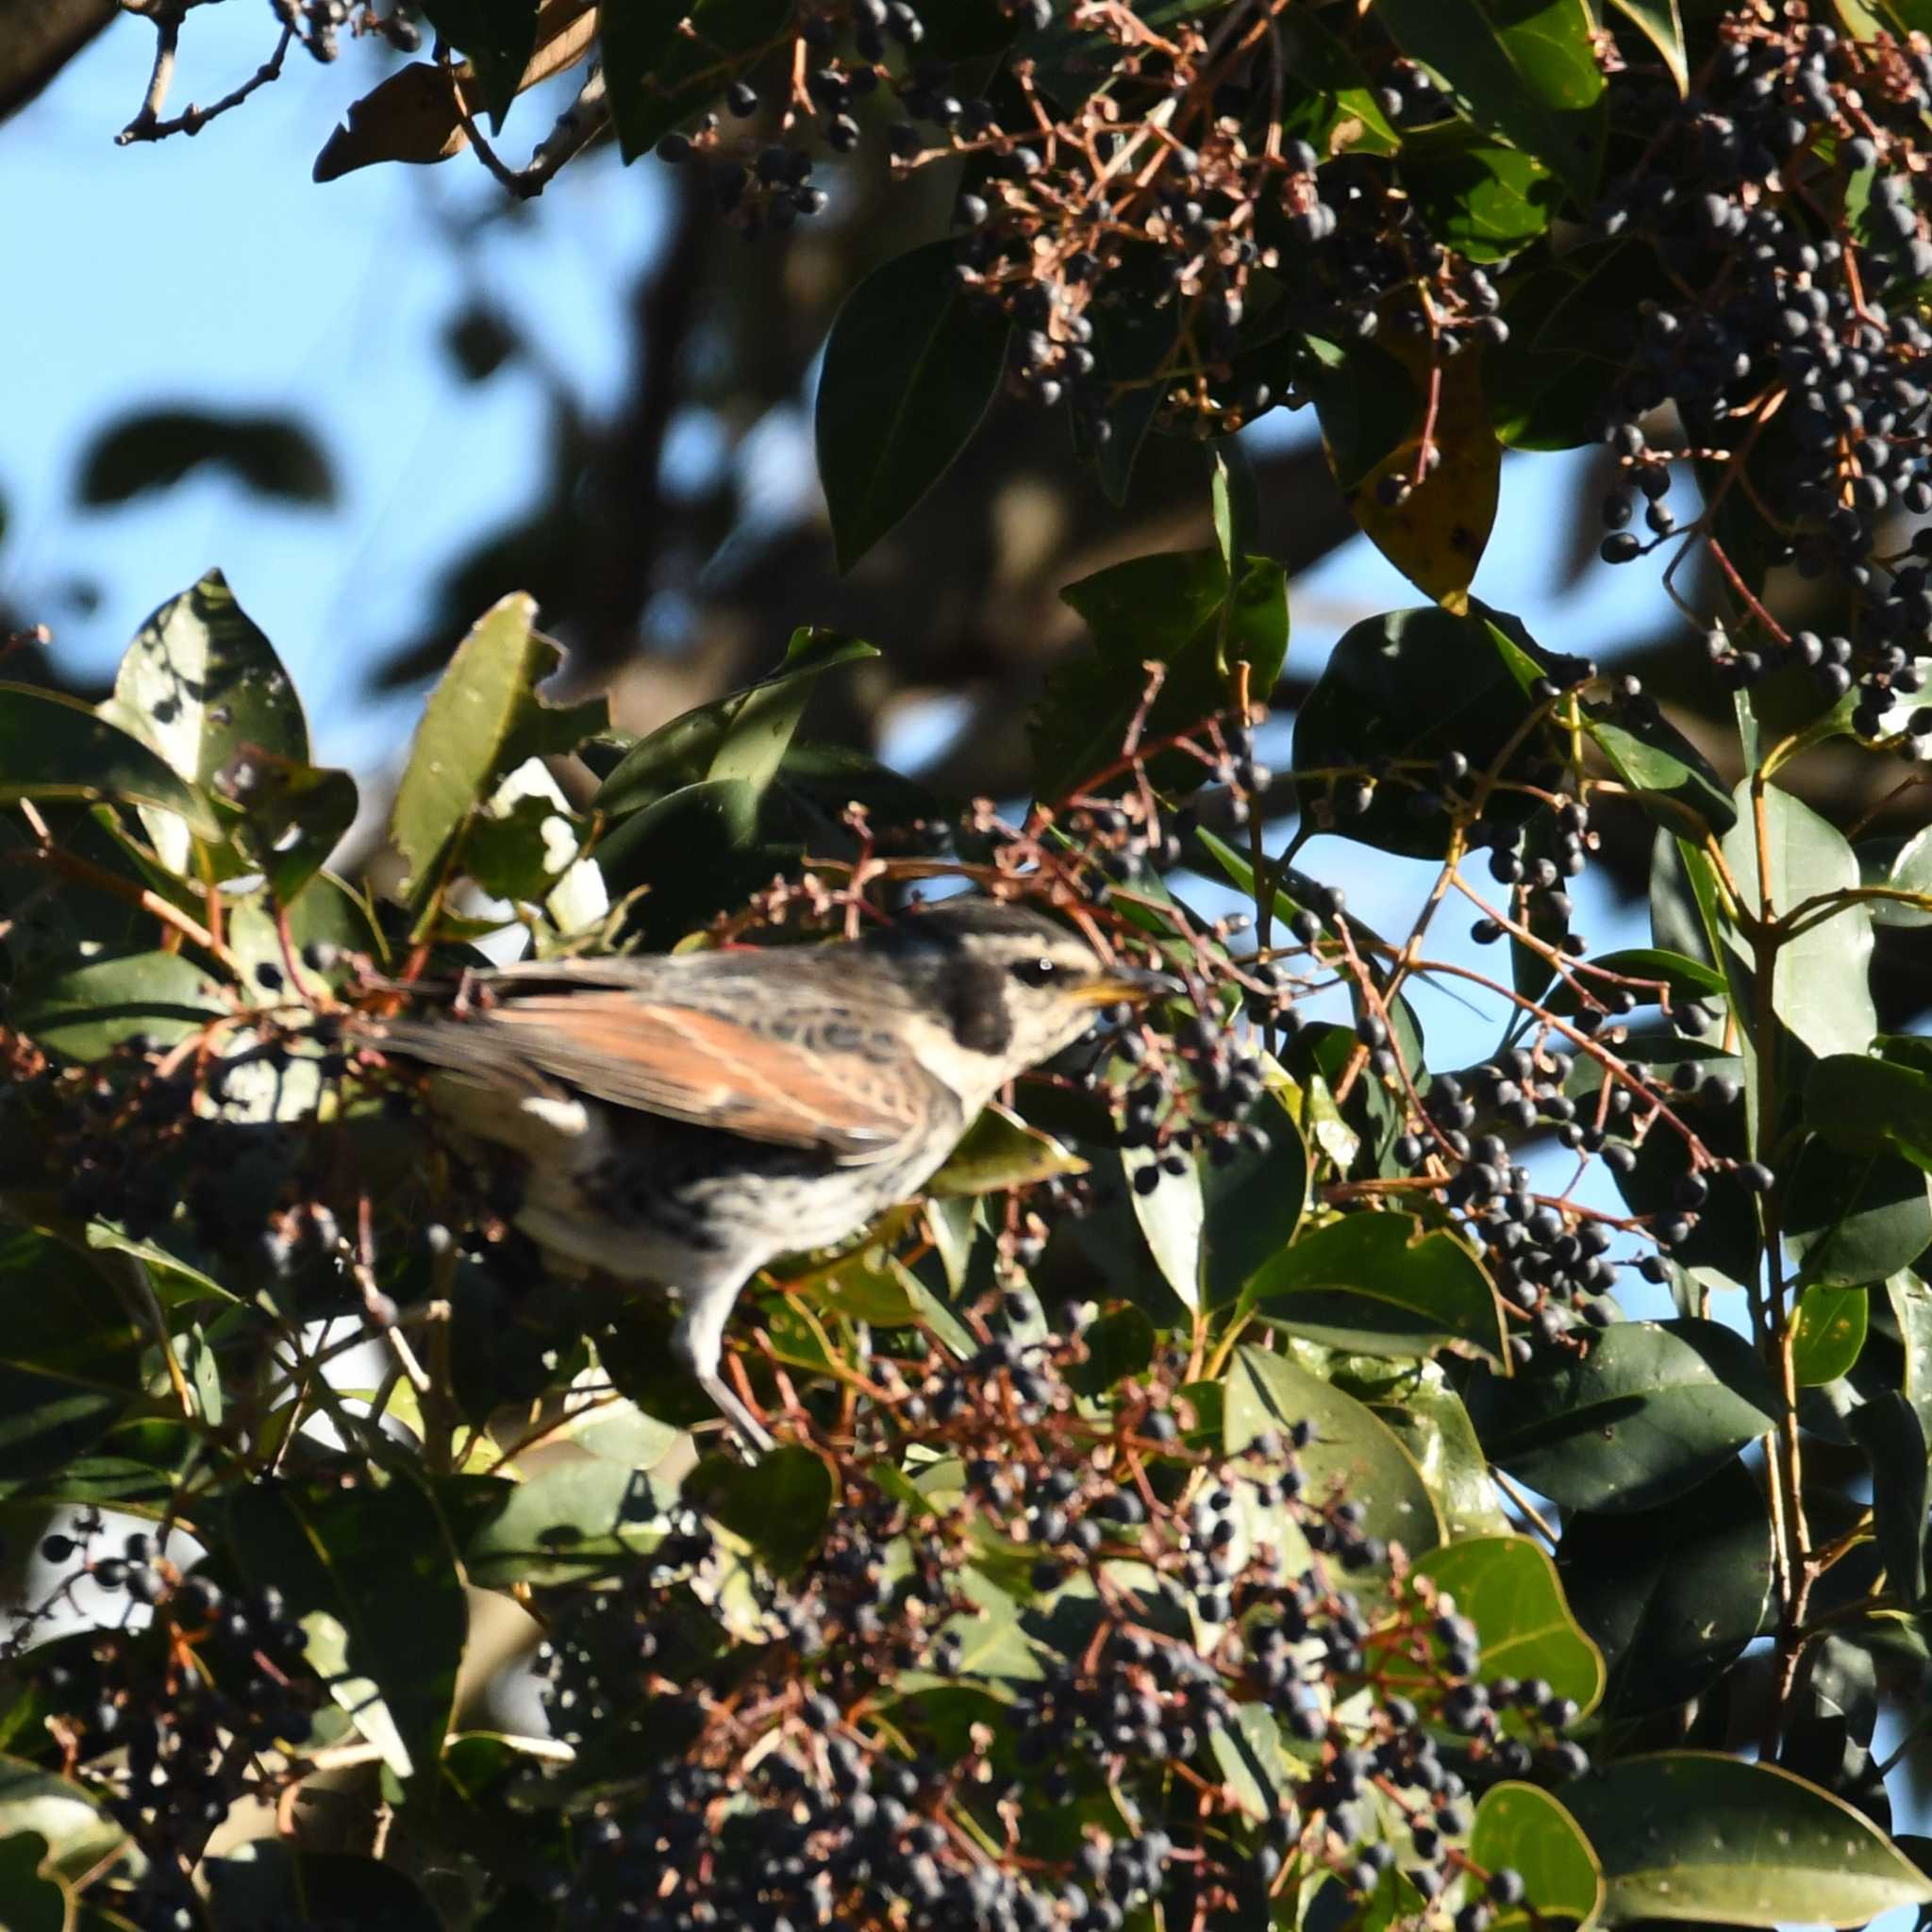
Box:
left=941, top=960, right=1014, bottom=1057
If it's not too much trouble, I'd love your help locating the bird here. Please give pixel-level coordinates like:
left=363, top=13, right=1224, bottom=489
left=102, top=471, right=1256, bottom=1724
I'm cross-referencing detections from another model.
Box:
left=355, top=897, right=1178, bottom=1450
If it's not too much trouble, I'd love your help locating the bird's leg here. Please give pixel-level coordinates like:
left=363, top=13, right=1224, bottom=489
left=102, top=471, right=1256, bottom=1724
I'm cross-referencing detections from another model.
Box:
left=701, top=1367, right=775, bottom=1457
left=673, top=1277, right=773, bottom=1455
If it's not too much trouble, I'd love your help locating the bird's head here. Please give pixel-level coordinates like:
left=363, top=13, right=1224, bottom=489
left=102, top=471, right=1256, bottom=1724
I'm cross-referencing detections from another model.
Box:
left=871, top=897, right=1180, bottom=1092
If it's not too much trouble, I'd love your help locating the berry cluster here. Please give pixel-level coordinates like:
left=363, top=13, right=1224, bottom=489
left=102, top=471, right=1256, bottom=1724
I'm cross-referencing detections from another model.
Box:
left=9, top=1521, right=321, bottom=1931
left=1593, top=10, right=1932, bottom=729
left=535, top=1322, right=1574, bottom=1931
left=646, top=1, right=1521, bottom=450
left=651, top=0, right=953, bottom=231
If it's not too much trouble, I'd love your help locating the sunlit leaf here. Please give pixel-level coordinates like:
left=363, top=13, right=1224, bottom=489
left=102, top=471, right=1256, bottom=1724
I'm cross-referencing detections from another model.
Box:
left=1563, top=1754, right=1932, bottom=1925
left=390, top=592, right=607, bottom=905
left=1469, top=1784, right=1604, bottom=1932
left=1225, top=1346, right=1442, bottom=1557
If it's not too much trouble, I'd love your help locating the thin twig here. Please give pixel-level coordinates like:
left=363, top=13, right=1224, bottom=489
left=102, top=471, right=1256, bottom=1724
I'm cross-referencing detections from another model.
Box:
left=442, top=53, right=608, bottom=200
left=120, top=17, right=294, bottom=144
left=1491, top=1467, right=1560, bottom=1548
left=0, top=831, right=240, bottom=972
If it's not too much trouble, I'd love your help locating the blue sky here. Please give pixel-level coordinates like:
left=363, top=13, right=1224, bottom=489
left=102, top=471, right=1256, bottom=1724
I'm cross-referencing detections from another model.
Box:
left=1, top=7, right=658, bottom=766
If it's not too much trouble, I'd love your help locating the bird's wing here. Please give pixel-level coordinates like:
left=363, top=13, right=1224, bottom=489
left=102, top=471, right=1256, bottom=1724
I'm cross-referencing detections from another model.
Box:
left=371, top=990, right=928, bottom=1159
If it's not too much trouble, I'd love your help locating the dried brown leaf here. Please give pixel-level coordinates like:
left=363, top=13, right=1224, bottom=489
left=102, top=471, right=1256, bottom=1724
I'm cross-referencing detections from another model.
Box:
left=311, top=0, right=594, bottom=182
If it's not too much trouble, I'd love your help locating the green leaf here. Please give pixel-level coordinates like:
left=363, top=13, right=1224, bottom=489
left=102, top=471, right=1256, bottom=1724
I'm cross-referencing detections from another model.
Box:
left=219, top=748, right=359, bottom=905
left=709, top=634, right=879, bottom=793
left=103, top=569, right=308, bottom=800
left=389, top=592, right=608, bottom=904
left=937, top=1565, right=1041, bottom=1683
left=11, top=950, right=224, bottom=1060
left=1874, top=821, right=1932, bottom=927
left=1274, top=9, right=1399, bottom=157
left=816, top=241, right=1009, bottom=572
left=0, top=1755, right=125, bottom=1883
left=1649, top=828, right=1722, bottom=970
left=1561, top=1753, right=1932, bottom=1925
left=1067, top=1306, right=1158, bottom=1397
left=0, top=682, right=219, bottom=837
left=1472, top=1320, right=1781, bottom=1514
left=1848, top=1391, right=1927, bottom=1605
left=1120, top=1145, right=1205, bottom=1314
left=593, top=630, right=880, bottom=819
left=1374, top=0, right=1606, bottom=203
left=596, top=1, right=690, bottom=160
left=1808, top=1052, right=1932, bottom=1176
left=1210, top=441, right=1258, bottom=578
left=1199, top=1086, right=1309, bottom=1307
left=205, top=1842, right=445, bottom=1931
left=1487, top=243, right=1645, bottom=450
left=1887, top=1272, right=1932, bottom=1442
left=227, top=1473, right=466, bottom=1782
left=1607, top=0, right=1688, bottom=92
left=1067, top=270, right=1171, bottom=506
left=0, top=1833, right=68, bottom=1932
left=225, top=878, right=383, bottom=1015
left=418, top=0, right=536, bottom=127
left=683, top=1444, right=833, bottom=1569
left=446, top=1460, right=663, bottom=1588
left=1349, top=1359, right=1509, bottom=1538
left=602, top=0, right=790, bottom=161
left=1720, top=780, right=1876, bottom=1060
left=1405, top=128, right=1558, bottom=262
left=1317, top=341, right=1500, bottom=606
left=591, top=775, right=779, bottom=947
left=1650, top=830, right=1760, bottom=1117
left=1585, top=711, right=1738, bottom=839
left=927, top=1104, right=1088, bottom=1197
left=1790, top=1284, right=1871, bottom=1384
left=458, top=789, right=585, bottom=903
left=1468, top=1784, right=1605, bottom=1932
left=1301, top=336, right=1418, bottom=491
left=1210, top=1703, right=1300, bottom=1822
left=1785, top=1120, right=1924, bottom=1298
left=1242, top=1209, right=1507, bottom=1363
left=1032, top=548, right=1289, bottom=801
left=1225, top=1346, right=1442, bottom=1556
left=1293, top=606, right=1544, bottom=859
left=1543, top=946, right=1725, bottom=1016
left=6, top=1415, right=196, bottom=1511
left=1556, top=1459, right=1773, bottom=1718
left=1416, top=1536, right=1604, bottom=1717
left=788, top=1240, right=924, bottom=1327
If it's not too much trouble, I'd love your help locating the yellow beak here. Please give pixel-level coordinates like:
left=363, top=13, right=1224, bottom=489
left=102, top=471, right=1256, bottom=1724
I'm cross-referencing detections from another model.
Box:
left=1077, top=965, right=1185, bottom=1006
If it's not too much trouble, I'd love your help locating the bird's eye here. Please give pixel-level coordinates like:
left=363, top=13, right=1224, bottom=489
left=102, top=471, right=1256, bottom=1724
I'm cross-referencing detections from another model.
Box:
left=1011, top=957, right=1060, bottom=988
